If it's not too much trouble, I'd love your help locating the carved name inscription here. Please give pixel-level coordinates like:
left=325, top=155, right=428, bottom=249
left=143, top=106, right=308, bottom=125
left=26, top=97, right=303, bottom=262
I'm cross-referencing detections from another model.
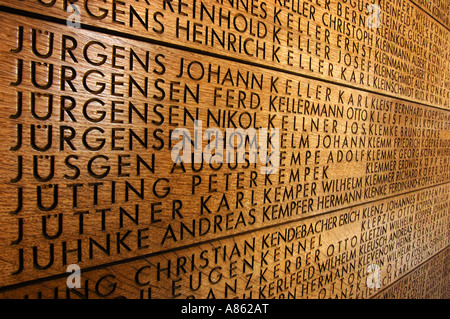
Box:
left=413, top=0, right=449, bottom=29
left=0, top=0, right=449, bottom=107
left=374, top=247, right=449, bottom=299
left=0, top=184, right=448, bottom=298
left=0, top=0, right=448, bottom=299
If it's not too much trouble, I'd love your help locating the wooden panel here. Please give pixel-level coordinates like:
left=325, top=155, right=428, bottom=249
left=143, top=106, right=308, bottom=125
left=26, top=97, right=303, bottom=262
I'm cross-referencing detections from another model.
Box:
left=0, top=0, right=448, bottom=299
left=0, top=0, right=449, bottom=108
left=374, top=246, right=449, bottom=299
left=411, top=0, right=450, bottom=29
left=0, top=184, right=448, bottom=299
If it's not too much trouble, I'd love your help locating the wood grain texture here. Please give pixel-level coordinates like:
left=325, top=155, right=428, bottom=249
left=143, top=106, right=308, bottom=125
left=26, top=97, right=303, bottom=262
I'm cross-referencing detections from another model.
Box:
left=373, top=246, right=449, bottom=299
left=411, top=0, right=449, bottom=29
left=0, top=0, right=448, bottom=299
left=0, top=184, right=448, bottom=299
left=0, top=0, right=449, bottom=108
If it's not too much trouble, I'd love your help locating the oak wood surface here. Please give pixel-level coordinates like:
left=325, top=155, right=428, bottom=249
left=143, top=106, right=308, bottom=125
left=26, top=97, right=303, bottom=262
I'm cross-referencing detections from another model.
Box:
left=0, top=0, right=448, bottom=298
